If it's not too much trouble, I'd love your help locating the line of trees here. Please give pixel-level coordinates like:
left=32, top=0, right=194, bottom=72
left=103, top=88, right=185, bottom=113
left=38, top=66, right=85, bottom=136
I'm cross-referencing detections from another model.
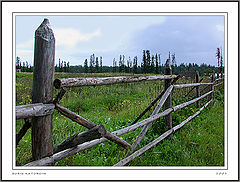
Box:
left=16, top=56, right=33, bottom=72
left=55, top=59, right=70, bottom=72
left=16, top=48, right=223, bottom=76
left=84, top=54, right=103, bottom=73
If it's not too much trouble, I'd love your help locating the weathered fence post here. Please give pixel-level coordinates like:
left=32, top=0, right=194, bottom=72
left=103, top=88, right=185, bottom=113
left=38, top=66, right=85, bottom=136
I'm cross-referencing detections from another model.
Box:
left=164, top=59, right=172, bottom=129
left=196, top=71, right=200, bottom=108
left=211, top=73, right=214, bottom=100
left=32, top=19, right=55, bottom=160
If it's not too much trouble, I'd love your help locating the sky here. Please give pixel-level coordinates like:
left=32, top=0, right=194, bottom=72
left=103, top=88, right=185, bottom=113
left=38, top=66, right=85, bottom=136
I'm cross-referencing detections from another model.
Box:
left=16, top=15, right=224, bottom=66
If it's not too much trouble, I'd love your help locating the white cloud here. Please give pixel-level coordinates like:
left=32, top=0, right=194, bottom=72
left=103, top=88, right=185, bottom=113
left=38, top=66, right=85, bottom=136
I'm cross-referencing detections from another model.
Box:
left=216, top=24, right=224, bottom=32
left=16, top=39, right=33, bottom=49
left=54, top=28, right=101, bottom=48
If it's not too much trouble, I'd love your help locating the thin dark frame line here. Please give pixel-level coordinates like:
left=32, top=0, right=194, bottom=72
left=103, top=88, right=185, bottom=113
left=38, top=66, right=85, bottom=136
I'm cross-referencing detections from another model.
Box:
left=12, top=11, right=228, bottom=171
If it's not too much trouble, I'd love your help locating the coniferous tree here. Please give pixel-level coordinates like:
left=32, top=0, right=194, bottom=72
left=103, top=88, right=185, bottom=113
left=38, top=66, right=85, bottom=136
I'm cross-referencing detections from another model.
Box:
left=95, top=57, right=99, bottom=73
left=58, top=59, right=61, bottom=72
left=216, top=48, right=221, bottom=77
left=67, top=62, right=70, bottom=72
left=155, top=54, right=159, bottom=74
left=84, top=59, right=88, bottom=73
left=90, top=55, right=94, bottom=73
left=64, top=61, right=67, bottom=72
left=150, top=55, right=155, bottom=73
left=158, top=54, right=161, bottom=73
left=100, top=56, right=103, bottom=73
left=146, top=50, right=151, bottom=73
left=119, top=55, right=122, bottom=72
left=16, top=56, right=21, bottom=70
left=122, top=55, right=125, bottom=73
left=220, top=47, right=223, bottom=77
left=113, top=58, right=116, bottom=72
left=141, top=50, right=147, bottom=73
left=133, top=56, right=138, bottom=74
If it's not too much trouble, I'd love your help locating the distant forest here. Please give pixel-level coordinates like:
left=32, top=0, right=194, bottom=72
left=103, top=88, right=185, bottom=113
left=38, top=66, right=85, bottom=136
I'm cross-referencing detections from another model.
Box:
left=16, top=49, right=224, bottom=76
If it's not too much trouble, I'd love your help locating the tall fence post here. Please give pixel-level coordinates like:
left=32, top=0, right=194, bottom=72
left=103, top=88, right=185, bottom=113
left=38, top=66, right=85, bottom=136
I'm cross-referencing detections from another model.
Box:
left=32, top=19, right=55, bottom=160
left=196, top=71, right=200, bottom=108
left=164, top=59, right=172, bottom=129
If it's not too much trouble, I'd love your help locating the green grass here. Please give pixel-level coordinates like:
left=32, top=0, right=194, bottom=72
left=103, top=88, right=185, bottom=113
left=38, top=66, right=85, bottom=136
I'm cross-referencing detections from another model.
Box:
left=15, top=72, right=224, bottom=166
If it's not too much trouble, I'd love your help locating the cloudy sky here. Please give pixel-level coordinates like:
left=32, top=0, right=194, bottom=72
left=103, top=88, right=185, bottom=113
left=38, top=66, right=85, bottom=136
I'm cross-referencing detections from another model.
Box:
left=16, top=15, right=224, bottom=66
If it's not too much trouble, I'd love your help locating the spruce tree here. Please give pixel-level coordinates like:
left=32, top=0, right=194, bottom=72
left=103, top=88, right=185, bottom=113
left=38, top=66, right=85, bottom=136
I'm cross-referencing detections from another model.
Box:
left=84, top=59, right=88, bottom=73
left=95, top=57, right=99, bottom=73
left=146, top=50, right=151, bottom=73
left=100, top=56, right=103, bottom=73
left=90, top=55, right=94, bottom=73
left=142, top=50, right=147, bottom=73
left=150, top=55, right=155, bottom=73
left=133, top=56, right=138, bottom=74
left=155, top=54, right=159, bottom=74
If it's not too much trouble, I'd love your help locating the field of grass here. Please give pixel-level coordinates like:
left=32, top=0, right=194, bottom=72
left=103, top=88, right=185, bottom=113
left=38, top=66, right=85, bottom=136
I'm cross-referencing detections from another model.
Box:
left=16, top=72, right=224, bottom=166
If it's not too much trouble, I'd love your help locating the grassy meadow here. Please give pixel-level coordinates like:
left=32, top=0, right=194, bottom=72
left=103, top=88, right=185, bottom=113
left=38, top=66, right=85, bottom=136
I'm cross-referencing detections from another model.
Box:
left=16, top=72, right=224, bottom=166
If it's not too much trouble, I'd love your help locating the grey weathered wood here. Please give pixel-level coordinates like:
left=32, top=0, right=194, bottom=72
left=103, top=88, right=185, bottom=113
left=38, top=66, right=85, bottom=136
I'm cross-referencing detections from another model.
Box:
left=173, top=90, right=213, bottom=111
left=24, top=94, right=213, bottom=166
left=211, top=74, right=215, bottom=100
left=173, top=99, right=213, bottom=132
left=24, top=108, right=174, bottom=166
left=16, top=118, right=31, bottom=145
left=16, top=103, right=55, bottom=120
left=114, top=129, right=174, bottom=166
left=129, top=85, right=174, bottom=155
left=214, top=82, right=224, bottom=87
left=130, top=75, right=181, bottom=126
left=185, top=78, right=203, bottom=97
left=55, top=104, right=131, bottom=149
left=130, top=90, right=165, bottom=126
left=164, top=59, right=172, bottom=129
left=31, top=18, right=55, bottom=160
left=214, top=78, right=224, bottom=82
left=196, top=71, right=200, bottom=108
left=53, top=87, right=67, bottom=104
left=174, top=82, right=213, bottom=89
left=114, top=99, right=213, bottom=167
left=53, top=75, right=177, bottom=89
left=53, top=125, right=106, bottom=154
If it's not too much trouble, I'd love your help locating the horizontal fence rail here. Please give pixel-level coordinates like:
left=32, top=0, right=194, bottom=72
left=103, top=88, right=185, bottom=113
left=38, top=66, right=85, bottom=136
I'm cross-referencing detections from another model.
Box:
left=16, top=103, right=55, bottom=120
left=114, top=99, right=213, bottom=166
left=53, top=75, right=178, bottom=89
left=173, top=82, right=213, bottom=89
left=16, top=19, right=225, bottom=167
left=23, top=77, right=222, bottom=166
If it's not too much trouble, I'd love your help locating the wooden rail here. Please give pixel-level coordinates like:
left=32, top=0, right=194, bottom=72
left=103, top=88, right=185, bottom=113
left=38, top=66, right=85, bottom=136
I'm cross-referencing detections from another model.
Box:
left=55, top=104, right=131, bottom=149
left=19, top=18, right=224, bottom=167
left=114, top=99, right=213, bottom=166
left=24, top=79, right=217, bottom=166
left=16, top=103, right=55, bottom=120
left=53, top=75, right=178, bottom=89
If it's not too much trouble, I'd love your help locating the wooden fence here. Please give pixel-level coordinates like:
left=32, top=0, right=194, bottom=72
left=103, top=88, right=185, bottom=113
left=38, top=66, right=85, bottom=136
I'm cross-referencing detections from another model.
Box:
left=16, top=19, right=224, bottom=166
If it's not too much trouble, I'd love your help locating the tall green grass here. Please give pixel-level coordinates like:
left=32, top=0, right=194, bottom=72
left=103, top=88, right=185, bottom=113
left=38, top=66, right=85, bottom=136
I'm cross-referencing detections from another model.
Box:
left=15, top=72, right=224, bottom=166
